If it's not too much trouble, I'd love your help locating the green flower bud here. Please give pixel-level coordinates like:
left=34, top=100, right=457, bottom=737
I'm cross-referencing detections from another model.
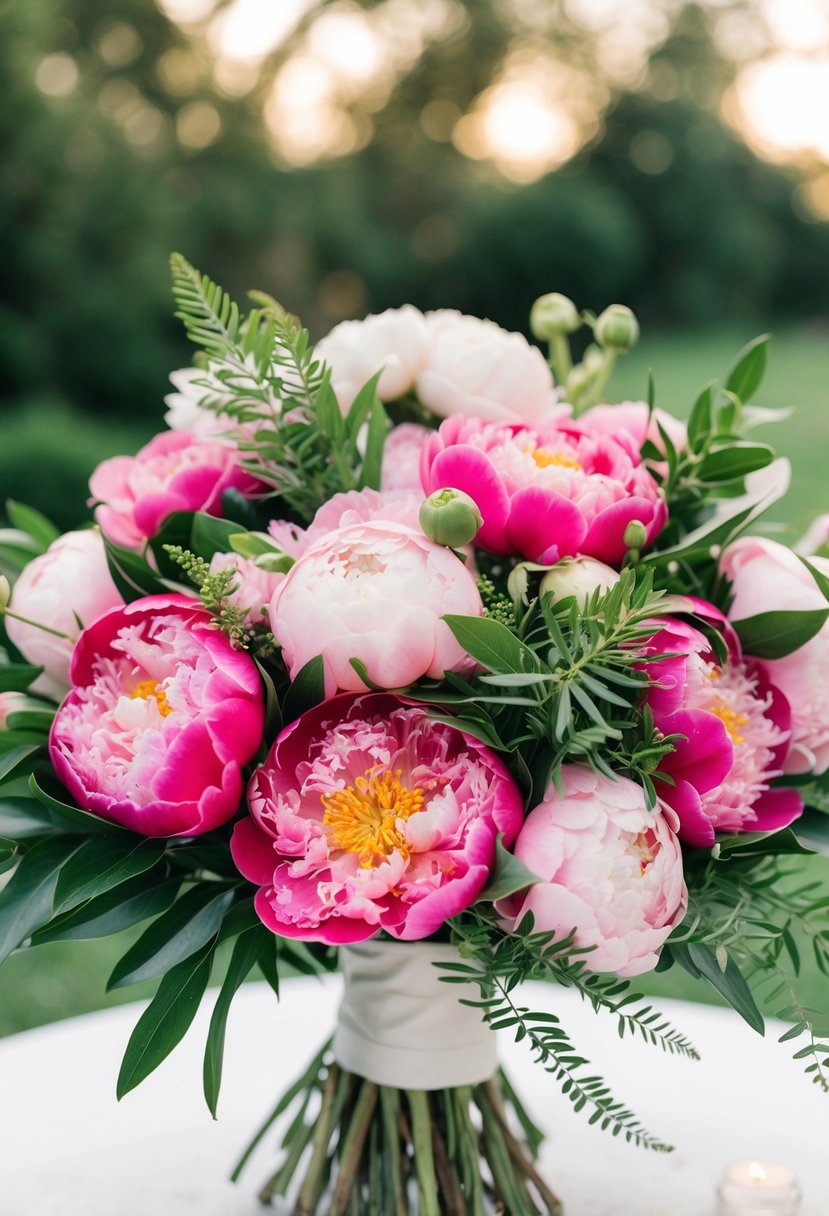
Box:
left=530, top=293, right=580, bottom=340
left=623, top=519, right=648, bottom=551
left=419, top=488, right=482, bottom=548
left=0, top=575, right=9, bottom=611
left=595, top=304, right=640, bottom=353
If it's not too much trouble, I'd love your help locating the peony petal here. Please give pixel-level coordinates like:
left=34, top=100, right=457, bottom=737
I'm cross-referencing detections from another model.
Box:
left=504, top=486, right=587, bottom=564
left=425, top=445, right=511, bottom=553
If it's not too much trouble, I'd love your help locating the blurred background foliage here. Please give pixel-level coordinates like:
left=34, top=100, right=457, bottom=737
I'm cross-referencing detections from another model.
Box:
left=2, top=0, right=829, bottom=1030
left=2, top=0, right=829, bottom=532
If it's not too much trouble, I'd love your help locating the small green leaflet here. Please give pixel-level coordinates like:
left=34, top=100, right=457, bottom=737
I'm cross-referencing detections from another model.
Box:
left=477, top=835, right=542, bottom=903
left=281, top=654, right=325, bottom=725
left=687, top=943, right=765, bottom=1034
left=0, top=835, right=83, bottom=965
left=724, top=334, right=770, bottom=404
left=733, top=608, right=829, bottom=660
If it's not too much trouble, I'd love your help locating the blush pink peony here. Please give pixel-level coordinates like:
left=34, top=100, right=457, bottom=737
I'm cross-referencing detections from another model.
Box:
left=90, top=430, right=262, bottom=550
left=416, top=310, right=561, bottom=423
left=267, top=487, right=422, bottom=560
left=721, top=536, right=829, bottom=775
left=269, top=519, right=482, bottom=697
left=5, top=529, right=123, bottom=701
left=315, top=306, right=429, bottom=412
left=497, top=765, right=687, bottom=978
left=381, top=423, right=432, bottom=494
left=49, top=595, right=264, bottom=836
left=232, top=693, right=524, bottom=943
left=421, top=415, right=667, bottom=565
left=640, top=609, right=802, bottom=846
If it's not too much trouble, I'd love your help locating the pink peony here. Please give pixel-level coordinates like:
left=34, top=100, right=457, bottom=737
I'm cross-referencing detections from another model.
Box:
left=577, top=401, right=687, bottom=468
left=90, top=430, right=262, bottom=550
left=640, top=609, right=802, bottom=846
left=315, top=306, right=429, bottom=412
left=497, top=765, right=687, bottom=978
left=232, top=693, right=524, bottom=943
left=270, top=519, right=482, bottom=697
left=268, top=487, right=422, bottom=560
left=721, top=536, right=829, bottom=775
left=417, top=310, right=561, bottom=423
left=5, top=529, right=123, bottom=701
left=49, top=595, right=265, bottom=836
left=381, top=423, right=431, bottom=494
left=421, top=415, right=667, bottom=565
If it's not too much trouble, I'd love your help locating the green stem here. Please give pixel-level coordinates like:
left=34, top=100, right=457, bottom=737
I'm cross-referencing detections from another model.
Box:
left=407, top=1089, right=441, bottom=1216
left=579, top=348, right=618, bottom=410
left=0, top=606, right=73, bottom=641
left=331, top=1079, right=378, bottom=1216
left=379, top=1086, right=406, bottom=1216
left=294, top=1064, right=340, bottom=1215
left=548, top=334, right=572, bottom=384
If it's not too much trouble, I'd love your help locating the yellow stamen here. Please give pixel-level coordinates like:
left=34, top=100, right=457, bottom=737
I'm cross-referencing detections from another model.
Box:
left=634, top=830, right=658, bottom=875
left=131, top=678, right=173, bottom=717
left=529, top=448, right=582, bottom=471
left=322, top=769, right=425, bottom=868
left=710, top=700, right=748, bottom=745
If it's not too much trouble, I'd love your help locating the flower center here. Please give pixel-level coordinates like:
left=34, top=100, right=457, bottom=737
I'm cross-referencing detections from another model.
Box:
left=633, top=829, right=659, bottom=875
left=710, top=699, right=749, bottom=745
left=322, top=769, right=425, bottom=867
left=130, top=678, right=173, bottom=717
left=530, top=448, right=582, bottom=471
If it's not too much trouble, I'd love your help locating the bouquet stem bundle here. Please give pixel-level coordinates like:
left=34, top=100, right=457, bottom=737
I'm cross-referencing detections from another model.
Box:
left=237, top=1042, right=560, bottom=1216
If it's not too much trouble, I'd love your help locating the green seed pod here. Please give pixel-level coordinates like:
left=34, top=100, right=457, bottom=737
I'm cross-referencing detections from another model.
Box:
left=595, top=304, right=640, bottom=353
left=529, top=292, right=581, bottom=340
left=419, top=488, right=483, bottom=548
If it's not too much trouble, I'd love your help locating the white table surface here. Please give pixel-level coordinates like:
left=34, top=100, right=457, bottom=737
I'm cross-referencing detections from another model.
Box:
left=0, top=977, right=826, bottom=1216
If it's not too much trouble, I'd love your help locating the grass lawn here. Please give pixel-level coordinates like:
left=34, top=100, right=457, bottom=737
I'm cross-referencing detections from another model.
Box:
left=1, top=323, right=828, bottom=1038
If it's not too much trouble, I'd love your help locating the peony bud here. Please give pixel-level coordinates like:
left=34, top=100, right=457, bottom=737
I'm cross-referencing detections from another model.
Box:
left=623, top=519, right=648, bottom=551
left=539, top=557, right=620, bottom=608
left=595, top=304, right=639, bottom=353
left=0, top=575, right=10, bottom=610
left=530, top=293, right=580, bottom=340
left=419, top=488, right=483, bottom=548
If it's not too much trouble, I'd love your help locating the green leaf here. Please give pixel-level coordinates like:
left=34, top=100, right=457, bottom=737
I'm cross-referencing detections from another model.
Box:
left=33, top=875, right=181, bottom=944
left=0, top=794, right=56, bottom=839
left=725, top=334, right=770, bottom=404
left=687, top=943, right=765, bottom=1034
left=53, top=835, right=168, bottom=914
left=102, top=535, right=169, bottom=603
left=442, top=614, right=543, bottom=676
left=357, top=398, right=388, bottom=492
left=107, top=885, right=236, bottom=989
left=686, top=383, right=713, bottom=451
left=5, top=501, right=60, bottom=552
left=698, top=443, right=774, bottom=484
left=0, top=664, right=43, bottom=694
left=477, top=835, right=543, bottom=903
left=0, top=743, right=42, bottom=784
left=228, top=531, right=283, bottom=559
left=733, top=608, right=829, bottom=659
left=5, top=709, right=55, bottom=734
left=800, top=557, right=829, bottom=604
left=0, top=835, right=83, bottom=964
left=794, top=808, right=829, bottom=853
left=203, top=927, right=263, bottom=1117
left=29, top=772, right=122, bottom=834
left=281, top=654, right=325, bottom=725
left=117, top=940, right=214, bottom=1098
left=190, top=512, right=240, bottom=559
left=715, top=827, right=814, bottom=858
left=344, top=371, right=383, bottom=446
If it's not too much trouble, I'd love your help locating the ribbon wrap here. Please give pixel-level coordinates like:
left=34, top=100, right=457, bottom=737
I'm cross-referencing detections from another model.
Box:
left=333, top=939, right=498, bottom=1091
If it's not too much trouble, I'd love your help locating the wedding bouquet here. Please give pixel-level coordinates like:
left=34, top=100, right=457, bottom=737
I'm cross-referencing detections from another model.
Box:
left=1, top=259, right=828, bottom=1216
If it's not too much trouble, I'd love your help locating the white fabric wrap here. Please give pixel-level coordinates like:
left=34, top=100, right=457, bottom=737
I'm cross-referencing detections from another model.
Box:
left=333, top=939, right=498, bottom=1090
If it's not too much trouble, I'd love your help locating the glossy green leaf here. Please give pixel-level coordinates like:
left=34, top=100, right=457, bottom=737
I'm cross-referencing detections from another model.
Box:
left=0, top=743, right=42, bottom=784
left=800, top=557, right=829, bottom=604
left=0, top=664, right=43, bottom=694
left=686, top=383, right=713, bottom=451
left=5, top=709, right=55, bottom=734
left=698, top=443, right=774, bottom=484
left=34, top=874, right=181, bottom=944
left=29, top=772, right=122, bottom=834
left=5, top=501, right=60, bottom=552
left=102, top=535, right=169, bottom=603
left=357, top=397, right=388, bottom=492
left=0, top=795, right=56, bottom=839
left=107, top=885, right=236, bottom=989
left=117, top=941, right=214, bottom=1099
left=281, top=654, right=325, bottom=725
left=477, top=835, right=542, bottom=903
left=203, top=927, right=263, bottom=1117
left=0, top=835, right=83, bottom=964
left=53, top=835, right=168, bottom=914
left=733, top=608, right=829, bottom=660
left=724, top=334, right=770, bottom=404
left=190, top=512, right=240, bottom=559
left=794, top=808, right=829, bottom=854
left=715, top=827, right=814, bottom=858
left=687, top=942, right=765, bottom=1034
left=443, top=615, right=543, bottom=676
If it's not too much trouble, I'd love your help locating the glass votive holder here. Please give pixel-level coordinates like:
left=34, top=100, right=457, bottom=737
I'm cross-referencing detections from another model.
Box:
left=716, top=1161, right=801, bottom=1216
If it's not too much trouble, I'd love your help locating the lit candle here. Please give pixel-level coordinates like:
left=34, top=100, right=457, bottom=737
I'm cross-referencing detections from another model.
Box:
left=716, top=1161, right=801, bottom=1216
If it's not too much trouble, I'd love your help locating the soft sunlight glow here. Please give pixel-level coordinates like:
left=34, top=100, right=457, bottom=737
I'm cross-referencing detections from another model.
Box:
left=35, top=54, right=79, bottom=98
left=208, top=0, right=311, bottom=63
left=729, top=52, right=829, bottom=163
left=157, top=0, right=215, bottom=23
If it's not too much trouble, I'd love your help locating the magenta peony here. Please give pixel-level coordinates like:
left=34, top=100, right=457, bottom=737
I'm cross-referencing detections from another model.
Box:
left=49, top=595, right=264, bottom=836
left=497, top=765, right=687, bottom=978
left=269, top=519, right=482, bottom=697
left=5, top=529, right=123, bottom=700
left=232, top=693, right=524, bottom=944
left=90, top=430, right=262, bottom=549
left=640, top=609, right=802, bottom=847
left=721, top=536, right=829, bottom=775
left=421, top=415, right=667, bottom=565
